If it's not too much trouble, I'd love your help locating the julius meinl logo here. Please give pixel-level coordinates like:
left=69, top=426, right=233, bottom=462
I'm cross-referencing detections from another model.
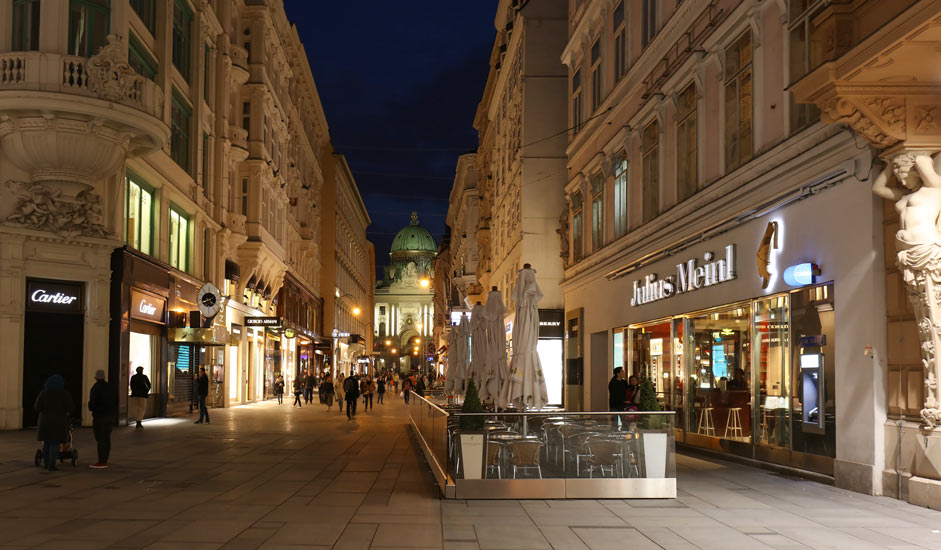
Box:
left=630, top=245, right=737, bottom=306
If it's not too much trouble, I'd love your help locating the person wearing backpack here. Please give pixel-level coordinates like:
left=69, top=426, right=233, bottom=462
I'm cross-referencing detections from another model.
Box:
left=344, top=372, right=360, bottom=419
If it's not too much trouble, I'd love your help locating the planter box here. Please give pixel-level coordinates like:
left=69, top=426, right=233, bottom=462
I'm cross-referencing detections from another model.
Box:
left=460, top=432, right=485, bottom=480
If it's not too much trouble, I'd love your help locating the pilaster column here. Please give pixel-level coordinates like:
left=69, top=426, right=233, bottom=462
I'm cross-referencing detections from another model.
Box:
left=0, top=232, right=26, bottom=429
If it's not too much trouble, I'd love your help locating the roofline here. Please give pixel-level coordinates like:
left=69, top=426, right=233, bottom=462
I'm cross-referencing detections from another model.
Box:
left=333, top=153, right=371, bottom=227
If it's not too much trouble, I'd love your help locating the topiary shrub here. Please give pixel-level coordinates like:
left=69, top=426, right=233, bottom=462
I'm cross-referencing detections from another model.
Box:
left=460, top=379, right=485, bottom=431
left=638, top=377, right=663, bottom=430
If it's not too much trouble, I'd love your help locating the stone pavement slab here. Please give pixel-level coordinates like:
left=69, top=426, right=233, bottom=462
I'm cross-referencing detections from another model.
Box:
left=2, top=395, right=941, bottom=549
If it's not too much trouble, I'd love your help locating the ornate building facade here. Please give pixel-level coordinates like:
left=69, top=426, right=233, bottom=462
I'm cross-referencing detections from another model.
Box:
left=0, top=0, right=366, bottom=428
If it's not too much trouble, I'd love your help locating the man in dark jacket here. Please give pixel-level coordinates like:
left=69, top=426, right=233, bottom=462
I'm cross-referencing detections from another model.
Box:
left=35, top=374, right=74, bottom=471
left=88, top=369, right=116, bottom=469
left=195, top=367, right=210, bottom=424
left=304, top=370, right=315, bottom=404
left=344, top=373, right=360, bottom=419
left=129, top=366, right=151, bottom=429
left=608, top=367, right=627, bottom=428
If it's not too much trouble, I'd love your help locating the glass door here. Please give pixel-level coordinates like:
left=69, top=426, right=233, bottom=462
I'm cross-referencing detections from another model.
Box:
left=754, top=295, right=790, bottom=463
left=629, top=320, right=673, bottom=410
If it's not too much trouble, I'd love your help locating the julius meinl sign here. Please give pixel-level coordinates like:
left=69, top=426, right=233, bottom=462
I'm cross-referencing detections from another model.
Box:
left=630, top=244, right=737, bottom=306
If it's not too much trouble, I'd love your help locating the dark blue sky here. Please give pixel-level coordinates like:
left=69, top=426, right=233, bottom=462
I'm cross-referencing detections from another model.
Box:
left=283, top=1, right=497, bottom=271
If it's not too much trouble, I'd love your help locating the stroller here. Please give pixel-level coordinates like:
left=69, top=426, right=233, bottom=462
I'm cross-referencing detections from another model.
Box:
left=34, top=416, right=79, bottom=468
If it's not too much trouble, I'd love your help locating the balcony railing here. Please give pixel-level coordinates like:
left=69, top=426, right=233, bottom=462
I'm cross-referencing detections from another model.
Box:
left=0, top=50, right=163, bottom=120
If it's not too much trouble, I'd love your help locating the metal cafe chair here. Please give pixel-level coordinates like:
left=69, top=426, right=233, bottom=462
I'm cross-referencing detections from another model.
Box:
left=566, top=432, right=594, bottom=476
left=509, top=439, right=544, bottom=479
left=586, top=439, right=623, bottom=478
left=485, top=441, right=502, bottom=479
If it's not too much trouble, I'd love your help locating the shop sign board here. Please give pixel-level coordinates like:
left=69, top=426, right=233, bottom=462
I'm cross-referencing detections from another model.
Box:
left=630, top=245, right=737, bottom=307
left=26, top=279, right=84, bottom=314
left=246, top=316, right=281, bottom=327
left=130, top=289, right=166, bottom=324
left=538, top=309, right=564, bottom=339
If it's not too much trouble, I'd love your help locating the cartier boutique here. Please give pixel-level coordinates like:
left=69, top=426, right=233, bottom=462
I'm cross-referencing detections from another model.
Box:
left=562, top=172, right=886, bottom=483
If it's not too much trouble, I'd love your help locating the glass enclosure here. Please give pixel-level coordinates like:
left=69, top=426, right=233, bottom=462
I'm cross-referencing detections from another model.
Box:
left=618, top=283, right=835, bottom=473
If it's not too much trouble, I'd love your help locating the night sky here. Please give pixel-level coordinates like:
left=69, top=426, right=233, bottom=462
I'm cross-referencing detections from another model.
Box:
left=283, top=1, right=497, bottom=274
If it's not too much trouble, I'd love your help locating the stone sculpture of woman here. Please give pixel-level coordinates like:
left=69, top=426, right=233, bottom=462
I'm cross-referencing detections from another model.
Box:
left=872, top=152, right=941, bottom=426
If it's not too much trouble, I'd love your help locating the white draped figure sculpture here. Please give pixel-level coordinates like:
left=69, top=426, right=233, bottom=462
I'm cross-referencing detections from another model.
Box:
left=480, top=287, right=508, bottom=403
left=468, top=302, right=487, bottom=392
left=500, top=265, right=548, bottom=409
left=872, top=152, right=941, bottom=427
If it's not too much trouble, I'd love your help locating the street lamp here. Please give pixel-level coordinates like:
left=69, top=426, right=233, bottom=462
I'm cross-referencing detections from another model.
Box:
left=419, top=278, right=430, bottom=288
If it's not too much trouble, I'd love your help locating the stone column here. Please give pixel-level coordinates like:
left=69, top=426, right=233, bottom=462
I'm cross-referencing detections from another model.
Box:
left=0, top=233, right=26, bottom=429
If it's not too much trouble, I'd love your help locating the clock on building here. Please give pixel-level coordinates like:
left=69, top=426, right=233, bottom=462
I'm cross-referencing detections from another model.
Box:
left=198, top=283, right=222, bottom=319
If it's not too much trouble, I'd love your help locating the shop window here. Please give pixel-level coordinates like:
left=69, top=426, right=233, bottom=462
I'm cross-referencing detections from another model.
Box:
left=787, top=0, right=823, bottom=133
left=755, top=295, right=789, bottom=449
left=12, top=0, right=41, bottom=51
left=168, top=205, right=190, bottom=272
left=571, top=191, right=583, bottom=262
left=128, top=33, right=158, bottom=81
left=689, top=305, right=753, bottom=444
left=129, top=0, right=156, bottom=35
left=641, top=0, right=657, bottom=48
left=172, top=0, right=192, bottom=81
left=676, top=83, right=698, bottom=202
left=68, top=0, right=110, bottom=57
left=590, top=38, right=602, bottom=113
left=571, top=68, right=583, bottom=134
left=170, top=89, right=192, bottom=172
left=128, top=332, right=157, bottom=396
left=613, top=0, right=627, bottom=82
left=590, top=172, right=604, bottom=251
left=642, top=120, right=659, bottom=223
left=126, top=173, right=154, bottom=255
left=613, top=155, right=628, bottom=238
left=724, top=31, right=753, bottom=171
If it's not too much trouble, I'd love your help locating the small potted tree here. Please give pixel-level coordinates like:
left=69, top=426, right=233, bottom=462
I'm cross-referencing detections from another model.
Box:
left=638, top=377, right=668, bottom=478
left=459, top=380, right=486, bottom=479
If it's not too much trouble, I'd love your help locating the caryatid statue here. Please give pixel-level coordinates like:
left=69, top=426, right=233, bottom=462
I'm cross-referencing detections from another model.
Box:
left=872, top=151, right=941, bottom=427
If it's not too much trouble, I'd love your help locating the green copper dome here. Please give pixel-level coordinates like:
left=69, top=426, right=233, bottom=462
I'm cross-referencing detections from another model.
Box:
left=390, top=212, right=436, bottom=254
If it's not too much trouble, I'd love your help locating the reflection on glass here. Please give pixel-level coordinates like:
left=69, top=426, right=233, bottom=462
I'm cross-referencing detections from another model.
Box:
left=690, top=306, right=751, bottom=443
left=630, top=321, right=672, bottom=409
left=755, top=296, right=789, bottom=448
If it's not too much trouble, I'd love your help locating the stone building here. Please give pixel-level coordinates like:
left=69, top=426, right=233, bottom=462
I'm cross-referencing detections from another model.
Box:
left=374, top=212, right=436, bottom=374
left=447, top=153, right=483, bottom=308
left=0, top=0, right=366, bottom=428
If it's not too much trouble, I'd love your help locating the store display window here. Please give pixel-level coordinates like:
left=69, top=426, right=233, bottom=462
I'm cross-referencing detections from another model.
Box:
left=128, top=331, right=157, bottom=396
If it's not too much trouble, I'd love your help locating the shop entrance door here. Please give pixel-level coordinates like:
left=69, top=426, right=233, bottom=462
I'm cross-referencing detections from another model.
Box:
left=167, top=344, right=194, bottom=414
left=22, top=311, right=84, bottom=427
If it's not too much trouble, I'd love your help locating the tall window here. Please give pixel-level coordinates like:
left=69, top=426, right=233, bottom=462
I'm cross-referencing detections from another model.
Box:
left=68, top=0, right=109, bottom=57
left=242, top=101, right=250, bottom=131
left=129, top=0, right=156, bottom=35
left=203, top=43, right=211, bottom=103
left=168, top=206, right=190, bottom=272
left=170, top=90, right=192, bottom=171
left=676, top=83, right=698, bottom=201
left=572, top=192, right=583, bottom=262
left=642, top=120, right=659, bottom=223
left=613, top=155, right=628, bottom=239
left=788, top=1, right=823, bottom=132
left=641, top=0, right=657, bottom=48
left=128, top=33, right=157, bottom=81
left=172, top=0, right=193, bottom=81
left=12, top=0, right=41, bottom=51
left=126, top=173, right=154, bottom=255
left=613, top=0, right=627, bottom=82
left=590, top=39, right=602, bottom=112
left=240, top=178, right=249, bottom=215
left=590, top=173, right=604, bottom=251
left=724, top=32, right=753, bottom=171
left=201, top=132, right=210, bottom=189
left=203, top=228, right=211, bottom=279
left=572, top=68, right=583, bottom=134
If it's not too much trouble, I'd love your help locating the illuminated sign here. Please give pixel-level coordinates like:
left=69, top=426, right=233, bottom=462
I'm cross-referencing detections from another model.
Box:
left=130, top=289, right=166, bottom=324
left=783, top=263, right=820, bottom=287
left=630, top=245, right=737, bottom=306
left=284, top=328, right=296, bottom=338
left=246, top=317, right=281, bottom=327
left=26, top=279, right=84, bottom=314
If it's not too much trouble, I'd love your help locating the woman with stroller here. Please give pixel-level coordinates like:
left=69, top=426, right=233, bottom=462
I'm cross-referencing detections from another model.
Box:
left=34, top=374, right=74, bottom=472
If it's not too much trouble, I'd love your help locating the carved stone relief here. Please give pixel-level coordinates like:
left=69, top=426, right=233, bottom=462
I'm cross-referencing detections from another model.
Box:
left=3, top=180, right=108, bottom=239
left=820, top=95, right=905, bottom=148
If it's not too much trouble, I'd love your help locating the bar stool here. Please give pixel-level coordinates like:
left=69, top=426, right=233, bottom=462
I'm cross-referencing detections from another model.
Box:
left=725, top=407, right=744, bottom=439
left=697, top=407, right=715, bottom=436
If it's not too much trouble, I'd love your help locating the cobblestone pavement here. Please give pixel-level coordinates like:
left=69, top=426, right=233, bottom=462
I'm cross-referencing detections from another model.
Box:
left=0, top=396, right=939, bottom=549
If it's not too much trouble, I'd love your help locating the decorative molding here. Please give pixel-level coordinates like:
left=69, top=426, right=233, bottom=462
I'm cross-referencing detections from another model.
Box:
left=4, top=180, right=108, bottom=239
left=820, top=95, right=905, bottom=148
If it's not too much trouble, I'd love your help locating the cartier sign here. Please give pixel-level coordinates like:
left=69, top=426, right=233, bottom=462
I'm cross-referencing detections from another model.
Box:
left=630, top=245, right=737, bottom=306
left=26, top=279, right=84, bottom=314
left=130, top=289, right=166, bottom=323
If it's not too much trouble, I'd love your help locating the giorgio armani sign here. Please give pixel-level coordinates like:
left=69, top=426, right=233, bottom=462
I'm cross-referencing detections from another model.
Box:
left=630, top=245, right=737, bottom=306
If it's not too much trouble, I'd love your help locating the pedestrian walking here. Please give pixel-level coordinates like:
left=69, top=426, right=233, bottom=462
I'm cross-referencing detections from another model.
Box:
left=292, top=378, right=303, bottom=407
left=275, top=375, right=285, bottom=405
left=362, top=375, right=375, bottom=411
left=402, top=375, right=411, bottom=404
left=322, top=373, right=335, bottom=409
left=34, top=374, right=74, bottom=471
left=376, top=376, right=386, bottom=405
left=129, top=366, right=151, bottom=429
left=304, top=370, right=315, bottom=404
left=88, top=369, right=115, bottom=468
left=392, top=376, right=398, bottom=395
left=194, top=367, right=210, bottom=424
left=335, top=373, right=346, bottom=413
left=344, top=372, right=360, bottom=419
